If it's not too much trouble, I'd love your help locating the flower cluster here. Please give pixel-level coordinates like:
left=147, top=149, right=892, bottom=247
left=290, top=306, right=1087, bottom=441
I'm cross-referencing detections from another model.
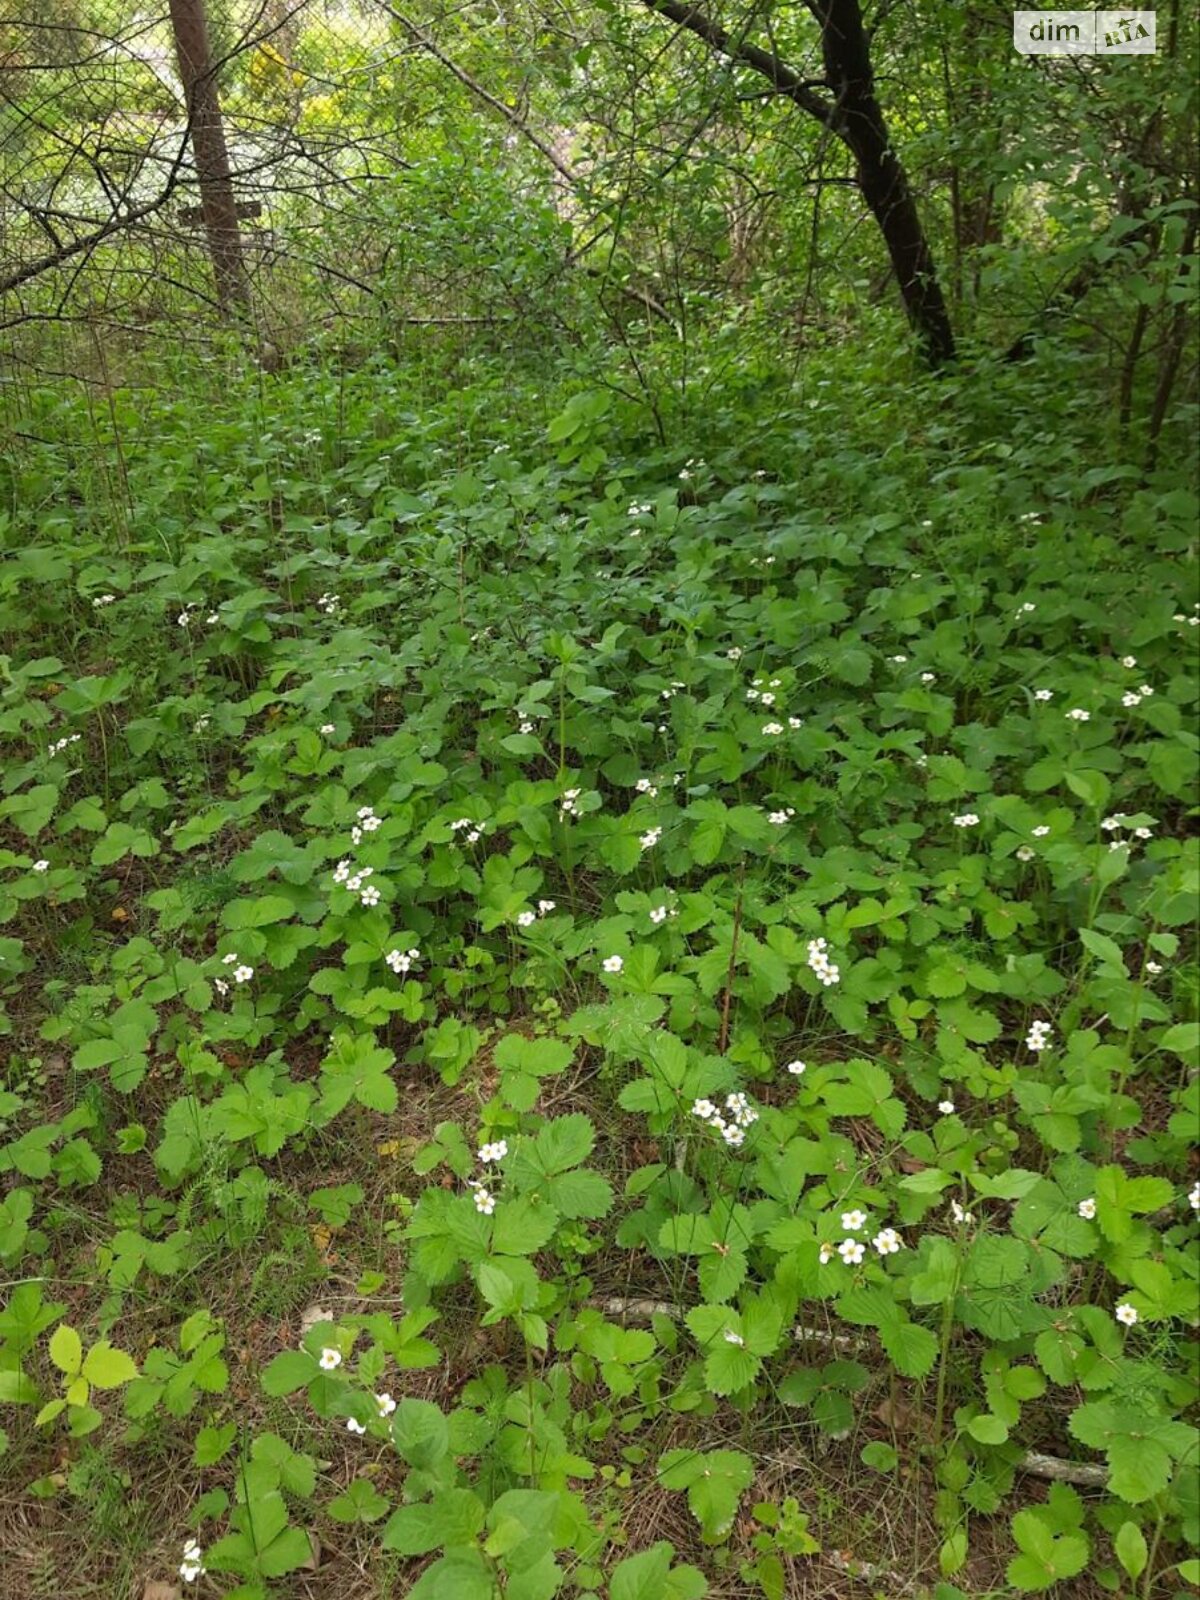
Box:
left=1171, top=602, right=1199, bottom=626
left=819, top=1212, right=904, bottom=1265
left=560, top=787, right=583, bottom=818
left=1065, top=708, right=1090, bottom=722
left=449, top=816, right=487, bottom=845
left=1122, top=684, right=1155, bottom=709
left=386, top=946, right=421, bottom=974
left=952, top=813, right=979, bottom=828
left=333, top=860, right=381, bottom=906
left=48, top=732, right=82, bottom=756
left=478, top=1139, right=508, bottom=1163
left=692, top=1091, right=759, bottom=1148
left=221, top=952, right=254, bottom=984
left=806, top=936, right=840, bottom=986
left=639, top=826, right=662, bottom=851
left=767, top=806, right=795, bottom=825
left=627, top=500, right=653, bottom=517
left=317, top=592, right=340, bottom=615
left=1025, top=1018, right=1052, bottom=1053
left=91, top=593, right=116, bottom=609
left=351, top=805, right=382, bottom=845
left=179, top=1540, right=207, bottom=1585
left=649, top=903, right=677, bottom=925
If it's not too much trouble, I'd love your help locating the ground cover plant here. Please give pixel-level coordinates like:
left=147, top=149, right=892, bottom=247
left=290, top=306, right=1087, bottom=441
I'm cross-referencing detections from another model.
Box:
left=0, top=338, right=1196, bottom=1600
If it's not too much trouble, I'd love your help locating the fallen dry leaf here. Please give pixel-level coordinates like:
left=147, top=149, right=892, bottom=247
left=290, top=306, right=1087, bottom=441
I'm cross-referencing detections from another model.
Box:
left=300, top=1304, right=333, bottom=1336
left=141, top=1582, right=181, bottom=1600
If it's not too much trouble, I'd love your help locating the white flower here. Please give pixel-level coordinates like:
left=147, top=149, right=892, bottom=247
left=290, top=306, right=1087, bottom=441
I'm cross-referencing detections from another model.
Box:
left=318, top=1347, right=342, bottom=1371
left=1015, top=602, right=1036, bottom=616
left=650, top=905, right=668, bottom=924
left=179, top=1539, right=207, bottom=1584
left=537, top=899, right=556, bottom=915
left=1189, top=1181, right=1199, bottom=1212
left=727, top=646, right=743, bottom=660
left=721, top=1123, right=745, bottom=1147
left=639, top=827, right=662, bottom=850
left=762, top=722, right=784, bottom=736
left=760, top=692, right=775, bottom=707
left=920, top=672, right=936, bottom=684
left=1122, top=691, right=1142, bottom=708
left=376, top=1392, right=397, bottom=1416
left=938, top=1100, right=956, bottom=1116
left=838, top=1239, right=865, bottom=1265
left=1025, top=1019, right=1052, bottom=1052
left=233, top=965, right=254, bottom=984
left=1034, top=688, right=1053, bottom=701
left=1032, top=825, right=1050, bottom=838
left=602, top=955, right=623, bottom=973
left=1121, top=656, right=1137, bottom=669
left=560, top=787, right=582, bottom=818
left=1066, top=708, right=1090, bottom=722
left=806, top=936, right=840, bottom=986
left=320, top=723, right=335, bottom=735
left=767, top=808, right=795, bottom=825
left=1138, top=685, right=1154, bottom=697
left=950, top=1200, right=975, bottom=1225
left=819, top=1241, right=835, bottom=1264
left=346, top=1417, right=367, bottom=1434
left=1114, top=1302, right=1138, bottom=1327
left=1077, top=1197, right=1096, bottom=1219
left=785, top=1059, right=806, bottom=1076
left=332, top=860, right=351, bottom=884
left=386, top=947, right=421, bottom=974
left=360, top=885, right=381, bottom=907
left=889, top=655, right=908, bottom=664
left=516, top=910, right=536, bottom=927
left=214, top=978, right=229, bottom=996
left=1133, top=826, right=1152, bottom=840
left=952, top=813, right=979, bottom=828
left=788, top=716, right=803, bottom=729
left=1145, top=960, right=1163, bottom=975
left=841, top=1209, right=868, bottom=1232
left=478, top=1140, right=508, bottom=1163
left=474, top=1188, right=496, bottom=1215
left=722, top=1329, right=744, bottom=1346
left=1016, top=845, right=1035, bottom=861
left=692, top=1099, right=717, bottom=1120
left=177, top=612, right=191, bottom=627
left=1101, top=813, right=1128, bottom=831
left=32, top=859, right=49, bottom=873
left=317, top=592, right=341, bottom=615
left=873, top=1228, right=903, bottom=1256
left=92, top=593, right=116, bottom=609
left=206, top=611, right=220, bottom=626
left=222, top=952, right=238, bottom=965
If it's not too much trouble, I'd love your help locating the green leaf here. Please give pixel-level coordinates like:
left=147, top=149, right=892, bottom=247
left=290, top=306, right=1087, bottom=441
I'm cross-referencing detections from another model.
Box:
left=391, top=1398, right=449, bottom=1469
left=80, top=1343, right=137, bottom=1388
left=1114, top=1521, right=1147, bottom=1580
left=48, top=1324, right=82, bottom=1375
left=260, top=1349, right=318, bottom=1397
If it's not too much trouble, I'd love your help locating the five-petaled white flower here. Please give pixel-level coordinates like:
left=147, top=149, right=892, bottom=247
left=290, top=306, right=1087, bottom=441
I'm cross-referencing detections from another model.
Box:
left=953, top=813, right=979, bottom=828
left=474, top=1187, right=496, bottom=1215
left=32, top=859, right=49, bottom=872
left=1115, top=1302, right=1138, bottom=1327
left=1078, top=1197, right=1097, bottom=1219
left=516, top=910, right=536, bottom=927
left=318, top=1347, right=342, bottom=1371
left=819, top=1241, right=835, bottom=1264
left=950, top=1200, right=975, bottom=1225
left=602, top=954, right=623, bottom=973
left=841, top=1210, right=868, bottom=1232
left=640, top=827, right=662, bottom=850
left=360, top=884, right=381, bottom=907
left=233, top=965, right=254, bottom=984
left=376, top=1392, right=397, bottom=1416
left=938, top=1100, right=956, bottom=1116
left=1034, top=688, right=1053, bottom=701
left=1025, top=1019, right=1052, bottom=1052
left=1066, top=708, right=1090, bottom=722
left=873, top=1228, right=903, bottom=1256
left=1032, top=825, right=1050, bottom=837
left=346, top=1417, right=366, bottom=1434
left=762, top=722, right=784, bottom=736
left=785, top=1059, right=806, bottom=1076
left=478, top=1140, right=508, bottom=1163
left=538, top=899, right=556, bottom=915
left=320, top=723, right=336, bottom=735
left=692, top=1099, right=717, bottom=1120
left=1016, top=845, right=1036, bottom=861
left=838, top=1239, right=866, bottom=1265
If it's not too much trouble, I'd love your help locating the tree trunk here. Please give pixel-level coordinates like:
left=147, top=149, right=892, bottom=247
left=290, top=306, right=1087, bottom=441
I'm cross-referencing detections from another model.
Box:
left=167, top=0, right=251, bottom=317
left=814, top=0, right=956, bottom=366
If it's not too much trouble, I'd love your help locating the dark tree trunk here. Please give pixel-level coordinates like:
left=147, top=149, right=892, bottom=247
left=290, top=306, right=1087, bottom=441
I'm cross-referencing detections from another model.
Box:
left=814, top=0, right=955, bottom=366
left=167, top=0, right=251, bottom=317
left=640, top=0, right=955, bottom=368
